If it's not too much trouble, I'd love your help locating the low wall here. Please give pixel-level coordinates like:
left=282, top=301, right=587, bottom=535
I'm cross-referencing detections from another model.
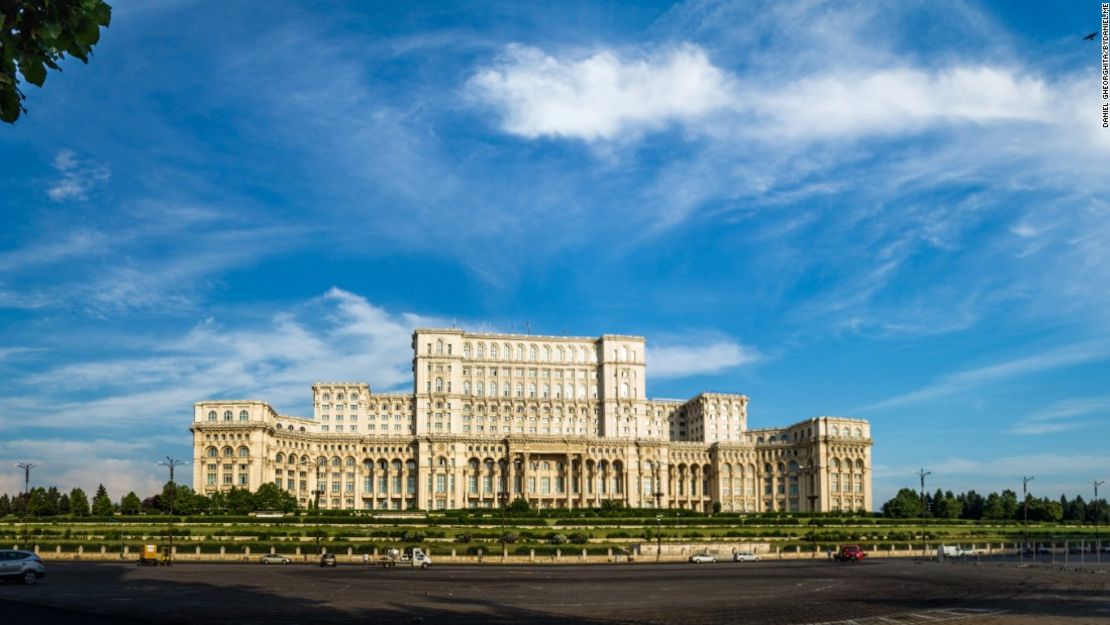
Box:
left=11, top=542, right=1041, bottom=565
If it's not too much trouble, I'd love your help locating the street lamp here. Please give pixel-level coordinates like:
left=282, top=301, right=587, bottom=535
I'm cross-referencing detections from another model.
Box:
left=499, top=490, right=510, bottom=560
left=157, top=456, right=188, bottom=565
left=1094, top=480, right=1105, bottom=566
left=15, top=462, right=37, bottom=546
left=917, top=469, right=931, bottom=558
left=655, top=514, right=662, bottom=562
left=1021, top=476, right=1034, bottom=560
left=314, top=458, right=326, bottom=556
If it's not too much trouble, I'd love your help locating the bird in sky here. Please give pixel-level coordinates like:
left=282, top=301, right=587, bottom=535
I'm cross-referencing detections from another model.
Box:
left=1083, top=32, right=1098, bottom=40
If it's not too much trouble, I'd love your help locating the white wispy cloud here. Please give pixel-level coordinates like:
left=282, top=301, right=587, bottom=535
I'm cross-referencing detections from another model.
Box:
left=0, top=289, right=440, bottom=495
left=467, top=43, right=734, bottom=141
left=2, top=288, right=433, bottom=430
left=1008, top=396, right=1110, bottom=435
left=0, top=439, right=166, bottom=499
left=863, top=341, right=1110, bottom=411
left=46, top=149, right=110, bottom=201
left=648, top=337, right=759, bottom=380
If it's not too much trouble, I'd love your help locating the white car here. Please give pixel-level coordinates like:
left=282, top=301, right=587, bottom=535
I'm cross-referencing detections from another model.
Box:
left=689, top=553, right=716, bottom=563
left=733, top=551, right=760, bottom=562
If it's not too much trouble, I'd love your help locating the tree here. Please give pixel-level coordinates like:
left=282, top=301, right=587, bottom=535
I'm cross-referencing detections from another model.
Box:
left=934, top=491, right=962, bottom=519
left=28, top=487, right=56, bottom=516
left=0, top=0, right=113, bottom=123
left=58, top=492, right=70, bottom=515
left=0, top=493, right=10, bottom=516
left=507, top=497, right=532, bottom=514
left=91, top=483, right=113, bottom=516
left=881, top=488, right=921, bottom=518
left=226, top=487, right=254, bottom=515
left=119, top=491, right=141, bottom=515
left=69, top=487, right=89, bottom=516
left=253, top=483, right=298, bottom=513
left=161, top=482, right=201, bottom=516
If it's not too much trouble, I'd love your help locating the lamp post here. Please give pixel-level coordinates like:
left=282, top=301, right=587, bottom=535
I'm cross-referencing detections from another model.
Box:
left=499, top=490, right=510, bottom=560
left=1020, top=476, right=1034, bottom=560
left=917, top=469, right=931, bottom=558
left=15, top=462, right=37, bottom=546
left=314, top=458, right=326, bottom=555
left=798, top=463, right=819, bottom=556
left=1094, top=480, right=1105, bottom=566
left=157, top=456, right=188, bottom=565
left=655, top=514, right=662, bottom=562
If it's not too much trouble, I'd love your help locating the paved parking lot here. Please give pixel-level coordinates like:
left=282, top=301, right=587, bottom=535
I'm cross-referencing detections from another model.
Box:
left=1, top=559, right=1107, bottom=624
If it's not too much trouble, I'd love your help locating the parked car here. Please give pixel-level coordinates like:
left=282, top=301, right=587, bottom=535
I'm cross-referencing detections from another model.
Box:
left=834, top=545, right=866, bottom=562
left=689, top=553, right=716, bottom=563
left=0, top=549, right=46, bottom=585
left=260, top=553, right=292, bottom=565
left=319, top=553, right=337, bottom=567
left=733, top=552, right=760, bottom=562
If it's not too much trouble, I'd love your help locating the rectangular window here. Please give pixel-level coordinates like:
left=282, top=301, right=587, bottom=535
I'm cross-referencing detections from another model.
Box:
left=224, top=474, right=232, bottom=485
left=436, top=474, right=446, bottom=493
left=541, top=477, right=550, bottom=494
left=364, top=478, right=373, bottom=492
left=207, top=474, right=216, bottom=485
left=332, top=483, right=340, bottom=493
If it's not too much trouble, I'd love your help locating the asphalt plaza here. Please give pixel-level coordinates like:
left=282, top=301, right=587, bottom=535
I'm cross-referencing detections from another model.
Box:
left=0, top=558, right=1107, bottom=625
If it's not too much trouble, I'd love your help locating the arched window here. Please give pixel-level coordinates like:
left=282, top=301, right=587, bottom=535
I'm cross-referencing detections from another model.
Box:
left=515, top=383, right=524, bottom=398
left=436, top=339, right=444, bottom=355
left=543, top=346, right=551, bottom=362
left=239, top=410, right=249, bottom=421
left=464, top=343, right=472, bottom=358
left=463, top=381, right=471, bottom=395
left=557, top=347, right=565, bottom=362
left=620, top=346, right=628, bottom=361
left=854, top=427, right=863, bottom=438
left=345, top=457, right=355, bottom=467
left=331, top=457, right=341, bottom=467
left=831, top=458, right=841, bottom=470
left=288, top=454, right=297, bottom=465
left=476, top=382, right=485, bottom=396
left=207, top=410, right=217, bottom=422
left=788, top=461, right=799, bottom=473
left=223, top=410, right=233, bottom=422
left=337, top=393, right=344, bottom=400
left=435, top=378, right=444, bottom=392
left=528, top=383, right=536, bottom=398
left=542, top=384, right=550, bottom=398
left=620, top=382, right=629, bottom=398
left=322, top=393, right=331, bottom=401
left=831, top=425, right=839, bottom=436
left=222, top=446, right=233, bottom=457
left=529, top=345, right=537, bottom=361
left=516, top=344, right=524, bottom=360
left=238, top=447, right=249, bottom=458
left=488, top=344, right=495, bottom=359
left=206, top=447, right=217, bottom=458
left=275, top=453, right=285, bottom=463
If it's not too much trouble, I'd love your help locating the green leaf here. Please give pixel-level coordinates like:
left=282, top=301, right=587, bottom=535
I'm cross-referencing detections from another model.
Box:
left=94, top=2, right=113, bottom=27
left=67, top=42, right=90, bottom=63
left=1, top=88, right=22, bottom=123
left=75, top=17, right=101, bottom=47
left=20, top=58, right=47, bottom=87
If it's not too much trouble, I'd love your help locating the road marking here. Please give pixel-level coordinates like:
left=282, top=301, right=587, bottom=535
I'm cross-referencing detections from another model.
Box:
left=800, top=608, right=1008, bottom=625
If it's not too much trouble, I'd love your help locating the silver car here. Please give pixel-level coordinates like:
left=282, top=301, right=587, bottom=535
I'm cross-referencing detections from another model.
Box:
left=0, top=549, right=46, bottom=585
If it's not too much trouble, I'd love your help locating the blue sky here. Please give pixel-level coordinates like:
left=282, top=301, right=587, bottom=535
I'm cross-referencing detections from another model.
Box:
left=1, top=0, right=1107, bottom=506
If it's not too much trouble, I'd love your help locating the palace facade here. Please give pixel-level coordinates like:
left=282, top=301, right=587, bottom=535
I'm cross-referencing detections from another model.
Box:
left=191, top=329, right=872, bottom=512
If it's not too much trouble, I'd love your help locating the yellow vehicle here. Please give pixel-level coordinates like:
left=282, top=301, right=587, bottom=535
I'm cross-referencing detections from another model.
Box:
left=137, top=543, right=162, bottom=568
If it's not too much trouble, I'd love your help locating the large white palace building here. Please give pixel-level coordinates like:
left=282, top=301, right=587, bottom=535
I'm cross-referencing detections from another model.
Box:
left=191, top=329, right=872, bottom=512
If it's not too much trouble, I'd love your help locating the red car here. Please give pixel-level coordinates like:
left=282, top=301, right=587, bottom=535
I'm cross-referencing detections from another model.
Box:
left=835, top=545, right=866, bottom=562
